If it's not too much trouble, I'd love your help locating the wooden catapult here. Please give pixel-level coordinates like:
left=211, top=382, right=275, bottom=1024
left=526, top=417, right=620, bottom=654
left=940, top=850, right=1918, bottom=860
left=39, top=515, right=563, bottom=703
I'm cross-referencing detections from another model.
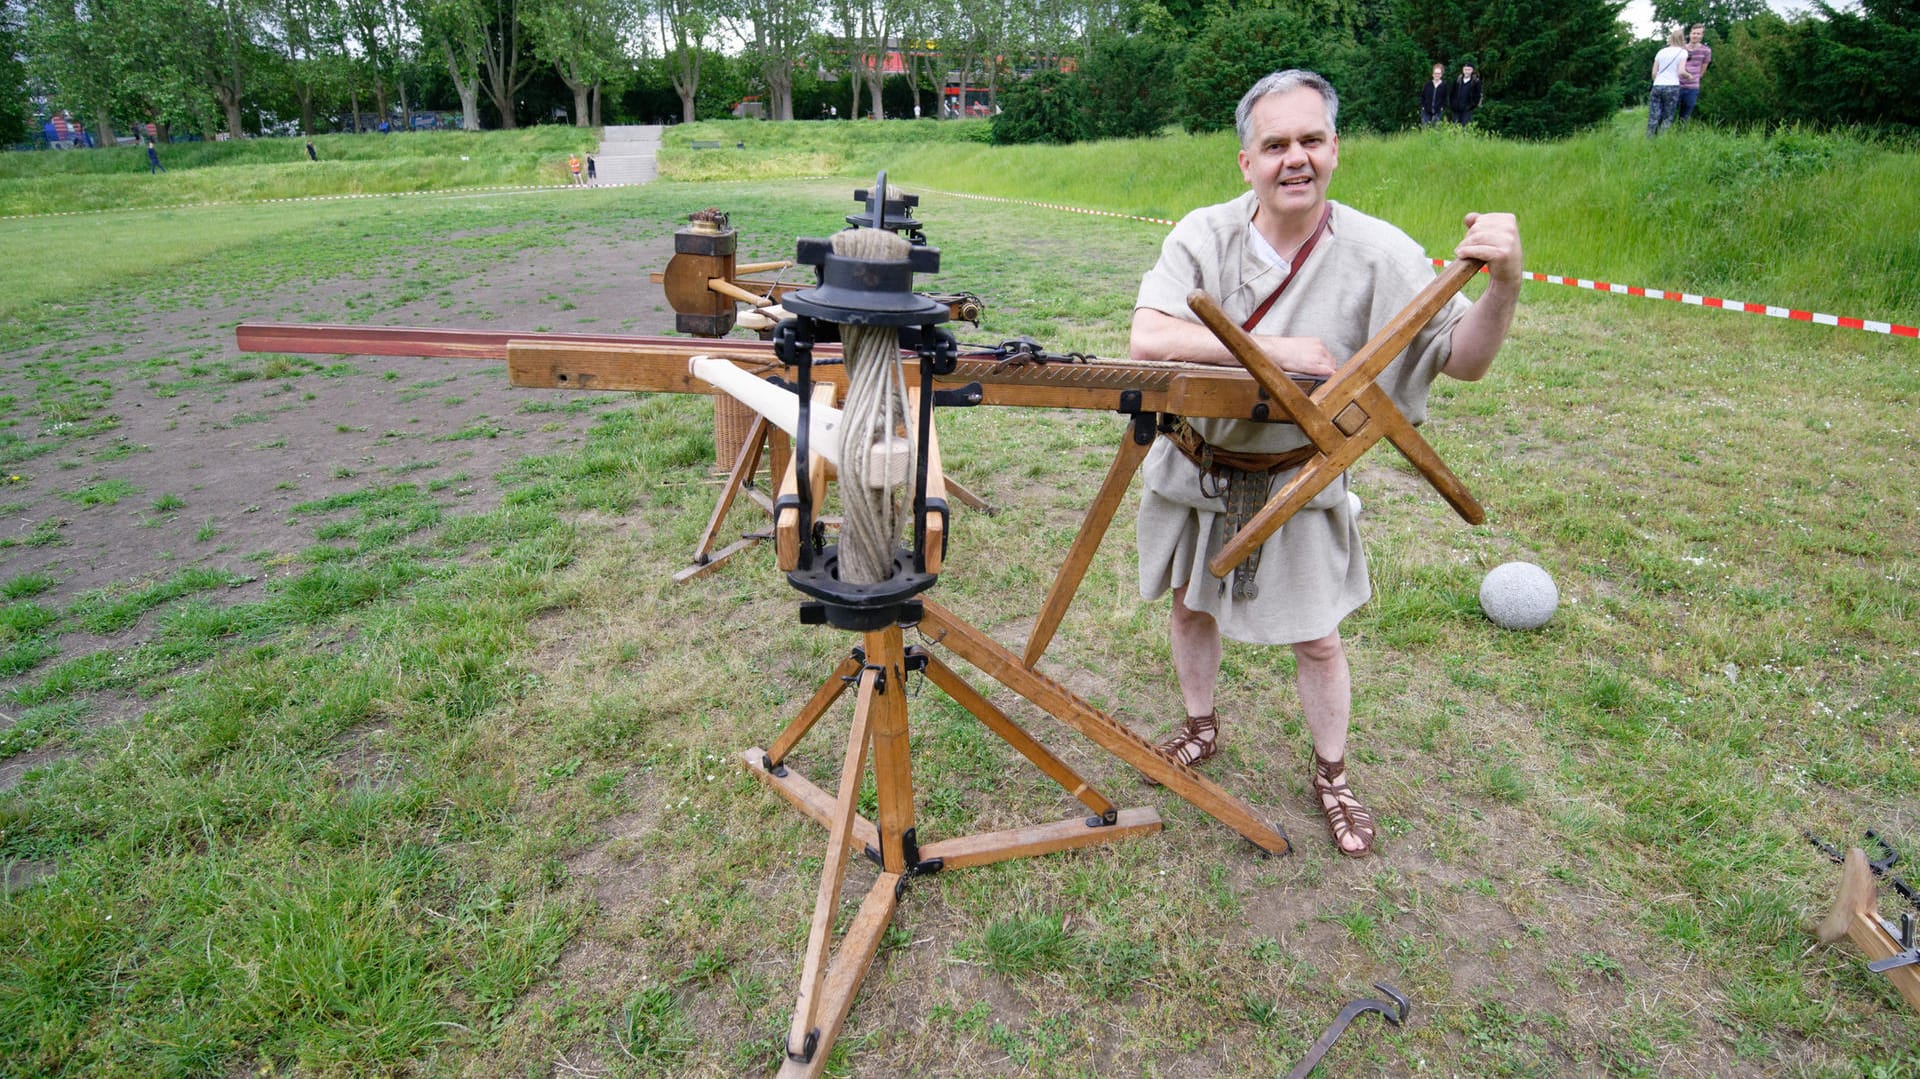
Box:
left=236, top=184, right=1491, bottom=1075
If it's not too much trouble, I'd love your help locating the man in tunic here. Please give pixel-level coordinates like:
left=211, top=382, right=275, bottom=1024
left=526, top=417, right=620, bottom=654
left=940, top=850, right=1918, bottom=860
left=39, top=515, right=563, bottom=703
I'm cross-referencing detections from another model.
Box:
left=1130, top=69, right=1522, bottom=857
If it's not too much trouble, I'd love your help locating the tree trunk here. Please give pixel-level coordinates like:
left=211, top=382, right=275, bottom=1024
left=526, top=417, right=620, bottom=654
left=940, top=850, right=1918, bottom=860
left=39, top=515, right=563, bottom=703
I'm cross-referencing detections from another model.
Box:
left=351, top=85, right=362, bottom=132
left=571, top=81, right=590, bottom=125
left=765, top=66, right=792, bottom=121
left=442, top=41, right=483, bottom=131
left=590, top=85, right=601, bottom=127
left=94, top=105, right=117, bottom=146
left=398, top=77, right=412, bottom=130
left=217, top=86, right=245, bottom=138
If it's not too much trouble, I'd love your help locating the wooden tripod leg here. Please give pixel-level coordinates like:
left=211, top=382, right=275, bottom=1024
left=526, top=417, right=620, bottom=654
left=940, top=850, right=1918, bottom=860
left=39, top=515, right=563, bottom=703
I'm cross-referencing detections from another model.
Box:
left=678, top=409, right=772, bottom=582
left=920, top=598, right=1290, bottom=855
left=862, top=626, right=917, bottom=873
left=921, top=652, right=1118, bottom=821
left=775, top=873, right=902, bottom=1079
left=942, top=475, right=995, bottom=514
left=766, top=652, right=867, bottom=768
left=1818, top=847, right=1920, bottom=1013
left=786, top=655, right=880, bottom=1062
left=1023, top=429, right=1150, bottom=667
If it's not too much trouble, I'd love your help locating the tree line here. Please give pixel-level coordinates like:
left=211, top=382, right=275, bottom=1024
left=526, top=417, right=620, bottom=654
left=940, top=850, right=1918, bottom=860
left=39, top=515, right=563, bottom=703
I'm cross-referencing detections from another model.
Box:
left=2, top=0, right=1914, bottom=149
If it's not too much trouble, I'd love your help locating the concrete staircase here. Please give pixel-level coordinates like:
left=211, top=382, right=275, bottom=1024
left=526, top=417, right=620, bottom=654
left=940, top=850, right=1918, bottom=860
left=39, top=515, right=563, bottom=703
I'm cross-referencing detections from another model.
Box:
left=591, top=124, right=661, bottom=186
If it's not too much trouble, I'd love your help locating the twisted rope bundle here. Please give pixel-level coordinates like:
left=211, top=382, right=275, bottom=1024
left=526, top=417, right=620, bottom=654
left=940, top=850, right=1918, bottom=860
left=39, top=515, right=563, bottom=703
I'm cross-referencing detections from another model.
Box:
left=832, top=227, right=918, bottom=585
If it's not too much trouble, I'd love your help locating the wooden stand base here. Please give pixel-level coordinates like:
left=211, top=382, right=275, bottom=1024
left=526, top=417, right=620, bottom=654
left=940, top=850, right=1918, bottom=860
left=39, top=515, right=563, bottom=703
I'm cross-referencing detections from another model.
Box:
left=744, top=602, right=1290, bottom=1076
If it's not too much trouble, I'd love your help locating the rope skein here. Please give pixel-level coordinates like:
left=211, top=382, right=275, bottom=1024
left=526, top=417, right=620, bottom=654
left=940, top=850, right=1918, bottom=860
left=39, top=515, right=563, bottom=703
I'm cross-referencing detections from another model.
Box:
left=832, top=227, right=918, bottom=585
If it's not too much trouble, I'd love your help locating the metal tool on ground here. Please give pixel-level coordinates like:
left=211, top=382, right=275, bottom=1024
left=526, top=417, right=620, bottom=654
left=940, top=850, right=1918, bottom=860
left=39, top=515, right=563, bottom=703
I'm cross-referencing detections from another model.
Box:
left=1283, top=982, right=1411, bottom=1079
left=1806, top=828, right=1920, bottom=911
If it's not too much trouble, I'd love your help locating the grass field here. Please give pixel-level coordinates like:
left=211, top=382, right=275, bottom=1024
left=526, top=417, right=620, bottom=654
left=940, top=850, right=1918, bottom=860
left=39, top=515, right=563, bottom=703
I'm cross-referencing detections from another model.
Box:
left=1, top=121, right=1917, bottom=1076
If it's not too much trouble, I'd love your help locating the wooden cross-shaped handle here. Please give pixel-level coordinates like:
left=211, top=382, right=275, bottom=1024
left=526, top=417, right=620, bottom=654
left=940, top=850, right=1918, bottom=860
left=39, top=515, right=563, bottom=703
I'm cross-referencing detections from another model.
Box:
left=1185, top=257, right=1488, bottom=580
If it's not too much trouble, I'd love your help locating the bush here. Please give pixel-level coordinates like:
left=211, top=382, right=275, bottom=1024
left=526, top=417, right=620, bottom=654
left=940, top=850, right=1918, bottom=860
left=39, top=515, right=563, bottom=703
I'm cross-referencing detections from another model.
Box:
left=1175, top=8, right=1350, bottom=134
left=991, top=70, right=1093, bottom=145
left=1081, top=33, right=1185, bottom=139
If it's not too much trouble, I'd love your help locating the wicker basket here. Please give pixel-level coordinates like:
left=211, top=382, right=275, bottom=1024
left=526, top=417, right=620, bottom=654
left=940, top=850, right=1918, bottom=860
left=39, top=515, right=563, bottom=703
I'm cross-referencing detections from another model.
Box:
left=711, top=393, right=756, bottom=472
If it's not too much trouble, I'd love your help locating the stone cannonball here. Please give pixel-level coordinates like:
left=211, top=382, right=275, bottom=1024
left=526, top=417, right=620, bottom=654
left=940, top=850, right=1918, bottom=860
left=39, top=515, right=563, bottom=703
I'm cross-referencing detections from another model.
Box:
left=1479, top=561, right=1558, bottom=631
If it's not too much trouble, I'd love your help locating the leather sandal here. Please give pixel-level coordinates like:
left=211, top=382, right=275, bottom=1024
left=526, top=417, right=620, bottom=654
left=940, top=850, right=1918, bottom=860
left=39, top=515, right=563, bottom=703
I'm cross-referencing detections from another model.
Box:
left=1312, top=752, right=1376, bottom=858
left=1144, top=712, right=1219, bottom=784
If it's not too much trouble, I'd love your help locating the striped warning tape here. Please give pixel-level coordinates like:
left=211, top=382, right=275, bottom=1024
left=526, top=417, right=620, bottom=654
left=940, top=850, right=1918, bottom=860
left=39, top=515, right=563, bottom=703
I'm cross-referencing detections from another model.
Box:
left=1431, top=259, right=1917, bottom=339
left=923, top=187, right=1915, bottom=340
left=921, top=188, right=1177, bottom=227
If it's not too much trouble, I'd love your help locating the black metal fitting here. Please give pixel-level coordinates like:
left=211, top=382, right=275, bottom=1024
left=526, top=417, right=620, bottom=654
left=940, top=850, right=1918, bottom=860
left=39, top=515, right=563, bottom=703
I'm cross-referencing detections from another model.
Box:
left=933, top=383, right=984, bottom=408
left=1086, top=809, right=1119, bottom=827
left=758, top=751, right=788, bottom=778
left=787, top=1028, right=819, bottom=1064
left=1252, top=402, right=1271, bottom=422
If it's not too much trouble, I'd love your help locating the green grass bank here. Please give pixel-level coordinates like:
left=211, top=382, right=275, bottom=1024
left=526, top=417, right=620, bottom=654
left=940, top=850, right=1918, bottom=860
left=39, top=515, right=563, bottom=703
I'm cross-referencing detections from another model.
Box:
left=664, top=114, right=1920, bottom=325
left=0, top=127, right=598, bottom=217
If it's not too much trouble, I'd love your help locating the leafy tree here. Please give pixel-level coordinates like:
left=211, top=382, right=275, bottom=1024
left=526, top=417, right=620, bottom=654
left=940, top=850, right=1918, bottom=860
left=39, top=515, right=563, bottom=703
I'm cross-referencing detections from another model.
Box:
left=25, top=0, right=130, bottom=144
left=1784, top=0, right=1920, bottom=131
left=991, top=67, right=1090, bottom=143
left=1174, top=6, right=1349, bottom=134
left=419, top=0, right=486, bottom=129
left=0, top=2, right=33, bottom=144
left=1080, top=30, right=1183, bottom=139
left=524, top=0, right=635, bottom=125
left=656, top=0, right=717, bottom=122
left=1384, top=0, right=1625, bottom=139
left=727, top=0, right=819, bottom=121
left=1650, top=0, right=1767, bottom=37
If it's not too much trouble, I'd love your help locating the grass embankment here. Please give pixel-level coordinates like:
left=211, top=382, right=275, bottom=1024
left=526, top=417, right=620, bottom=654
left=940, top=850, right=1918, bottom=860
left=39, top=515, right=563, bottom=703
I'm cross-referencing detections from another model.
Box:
left=657, top=118, right=990, bottom=183
left=0, top=126, right=598, bottom=217
left=671, top=113, right=1920, bottom=325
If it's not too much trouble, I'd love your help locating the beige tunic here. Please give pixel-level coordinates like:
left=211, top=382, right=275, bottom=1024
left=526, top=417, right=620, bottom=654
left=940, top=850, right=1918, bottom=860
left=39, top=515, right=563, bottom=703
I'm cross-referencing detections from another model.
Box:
left=1135, top=193, right=1469, bottom=644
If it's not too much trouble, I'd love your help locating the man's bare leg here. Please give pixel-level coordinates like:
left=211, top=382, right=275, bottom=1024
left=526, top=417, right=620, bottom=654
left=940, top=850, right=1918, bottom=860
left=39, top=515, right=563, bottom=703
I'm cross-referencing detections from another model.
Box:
left=1166, top=585, right=1221, bottom=756
left=1294, top=631, right=1372, bottom=855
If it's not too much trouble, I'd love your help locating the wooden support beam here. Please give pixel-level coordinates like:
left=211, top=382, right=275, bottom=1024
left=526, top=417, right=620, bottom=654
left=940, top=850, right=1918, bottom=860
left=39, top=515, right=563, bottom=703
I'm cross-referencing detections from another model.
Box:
left=918, top=598, right=1290, bottom=856
left=1024, top=427, right=1149, bottom=667
left=919, top=807, right=1162, bottom=870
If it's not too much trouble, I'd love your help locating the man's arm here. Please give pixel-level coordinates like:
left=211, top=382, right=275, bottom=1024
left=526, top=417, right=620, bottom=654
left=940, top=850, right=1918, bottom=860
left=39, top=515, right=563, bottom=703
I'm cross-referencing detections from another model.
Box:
left=1131, top=307, right=1339, bottom=378
left=1443, top=211, right=1523, bottom=381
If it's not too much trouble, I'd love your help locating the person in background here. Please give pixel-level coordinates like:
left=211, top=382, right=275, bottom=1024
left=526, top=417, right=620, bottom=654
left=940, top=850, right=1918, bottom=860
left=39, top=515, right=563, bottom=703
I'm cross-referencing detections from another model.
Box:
left=1449, top=64, right=1482, bottom=125
left=1648, top=27, right=1688, bottom=136
left=1420, top=63, right=1449, bottom=126
left=306, top=138, right=318, bottom=161
left=1678, top=24, right=1713, bottom=125
left=586, top=154, right=596, bottom=183
left=568, top=154, right=583, bottom=185
left=145, top=138, right=165, bottom=174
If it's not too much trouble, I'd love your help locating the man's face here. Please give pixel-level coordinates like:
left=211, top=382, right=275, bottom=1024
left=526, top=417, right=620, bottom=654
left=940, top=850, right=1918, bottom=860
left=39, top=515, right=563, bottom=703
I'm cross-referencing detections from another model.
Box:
left=1432, top=65, right=1444, bottom=80
left=1462, top=65, right=1475, bottom=79
left=1238, top=86, right=1339, bottom=224
left=1689, top=26, right=1704, bottom=44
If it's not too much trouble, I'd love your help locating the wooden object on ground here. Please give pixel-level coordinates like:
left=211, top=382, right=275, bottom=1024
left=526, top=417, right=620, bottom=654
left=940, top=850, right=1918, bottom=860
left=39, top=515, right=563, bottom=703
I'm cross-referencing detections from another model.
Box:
left=1186, top=257, right=1489, bottom=580
left=1817, top=846, right=1920, bottom=1012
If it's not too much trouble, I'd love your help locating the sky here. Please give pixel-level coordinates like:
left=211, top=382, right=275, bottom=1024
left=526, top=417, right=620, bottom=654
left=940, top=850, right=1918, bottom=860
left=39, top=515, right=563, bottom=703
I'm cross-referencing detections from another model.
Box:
left=1618, top=0, right=1832, bottom=37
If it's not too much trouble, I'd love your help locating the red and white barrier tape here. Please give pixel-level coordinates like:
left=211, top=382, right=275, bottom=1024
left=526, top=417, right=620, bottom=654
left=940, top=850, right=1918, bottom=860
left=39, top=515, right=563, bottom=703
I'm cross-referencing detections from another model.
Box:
left=923, top=187, right=1914, bottom=340
left=1431, top=259, right=1917, bottom=339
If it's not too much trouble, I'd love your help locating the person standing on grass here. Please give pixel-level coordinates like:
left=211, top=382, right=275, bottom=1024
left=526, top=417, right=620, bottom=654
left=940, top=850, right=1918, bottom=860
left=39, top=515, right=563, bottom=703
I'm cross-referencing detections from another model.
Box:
left=1420, top=63, right=1449, bottom=126
left=586, top=154, right=596, bottom=183
left=306, top=138, right=317, bottom=161
left=1449, top=64, right=1482, bottom=124
left=145, top=138, right=165, bottom=174
left=1129, top=69, right=1522, bottom=858
left=1678, top=24, right=1713, bottom=125
left=1649, top=27, right=1688, bottom=136
left=568, top=154, right=583, bottom=185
